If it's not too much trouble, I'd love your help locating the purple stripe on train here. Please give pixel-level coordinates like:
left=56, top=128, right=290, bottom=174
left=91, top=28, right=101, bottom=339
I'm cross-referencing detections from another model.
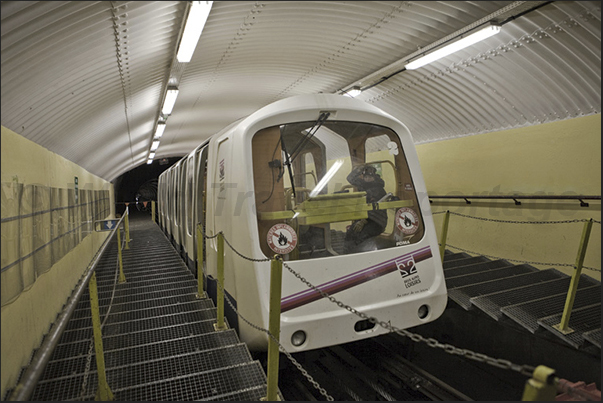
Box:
left=281, top=246, right=433, bottom=312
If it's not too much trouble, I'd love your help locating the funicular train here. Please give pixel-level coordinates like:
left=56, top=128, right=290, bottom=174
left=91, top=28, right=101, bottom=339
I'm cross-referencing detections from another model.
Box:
left=157, top=94, right=447, bottom=352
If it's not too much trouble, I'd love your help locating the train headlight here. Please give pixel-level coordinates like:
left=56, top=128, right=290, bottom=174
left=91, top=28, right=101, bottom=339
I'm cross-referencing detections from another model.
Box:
left=418, top=304, right=430, bottom=319
left=291, top=330, right=307, bottom=347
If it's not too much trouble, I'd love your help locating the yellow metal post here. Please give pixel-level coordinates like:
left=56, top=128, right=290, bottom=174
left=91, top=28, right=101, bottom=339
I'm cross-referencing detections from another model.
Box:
left=124, top=208, right=130, bottom=250
left=521, top=365, right=557, bottom=401
left=88, top=272, right=114, bottom=401
left=265, top=256, right=283, bottom=401
left=439, top=210, right=450, bottom=264
left=196, top=224, right=206, bottom=298
left=151, top=201, right=156, bottom=222
left=117, top=227, right=126, bottom=284
left=214, top=232, right=227, bottom=331
left=554, top=219, right=593, bottom=334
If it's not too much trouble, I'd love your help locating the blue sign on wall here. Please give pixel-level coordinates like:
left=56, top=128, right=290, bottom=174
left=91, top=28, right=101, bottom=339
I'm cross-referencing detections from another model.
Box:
left=96, top=220, right=119, bottom=231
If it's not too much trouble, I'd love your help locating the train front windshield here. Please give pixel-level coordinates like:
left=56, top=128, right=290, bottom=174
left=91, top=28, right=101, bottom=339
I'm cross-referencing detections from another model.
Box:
left=252, top=120, right=425, bottom=260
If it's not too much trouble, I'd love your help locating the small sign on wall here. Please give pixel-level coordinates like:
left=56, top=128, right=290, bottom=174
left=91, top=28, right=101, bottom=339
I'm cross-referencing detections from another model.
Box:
left=75, top=176, right=79, bottom=204
left=95, top=220, right=119, bottom=231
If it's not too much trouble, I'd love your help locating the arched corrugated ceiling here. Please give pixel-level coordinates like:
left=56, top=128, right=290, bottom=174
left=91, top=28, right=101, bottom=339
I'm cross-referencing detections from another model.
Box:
left=1, top=1, right=600, bottom=181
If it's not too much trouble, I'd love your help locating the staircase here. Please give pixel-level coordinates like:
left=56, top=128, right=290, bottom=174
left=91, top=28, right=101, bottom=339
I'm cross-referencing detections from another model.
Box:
left=30, top=215, right=269, bottom=401
left=443, top=251, right=601, bottom=352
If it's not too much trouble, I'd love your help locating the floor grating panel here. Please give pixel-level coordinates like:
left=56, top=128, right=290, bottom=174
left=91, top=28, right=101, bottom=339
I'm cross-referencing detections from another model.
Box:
left=443, top=255, right=490, bottom=269
left=537, top=303, right=602, bottom=349
left=583, top=328, right=601, bottom=348
left=501, top=285, right=601, bottom=333
left=445, top=264, right=538, bottom=289
left=448, top=268, right=566, bottom=310
left=470, top=275, right=595, bottom=320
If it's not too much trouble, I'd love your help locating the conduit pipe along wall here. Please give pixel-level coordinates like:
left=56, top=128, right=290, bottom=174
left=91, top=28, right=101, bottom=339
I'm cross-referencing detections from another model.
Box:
left=417, top=114, right=601, bottom=280
left=1, top=126, right=115, bottom=399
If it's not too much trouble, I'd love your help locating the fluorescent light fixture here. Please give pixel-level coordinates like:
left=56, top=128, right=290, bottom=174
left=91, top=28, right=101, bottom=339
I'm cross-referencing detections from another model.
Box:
left=176, top=1, right=213, bottom=63
left=147, top=159, right=153, bottom=165
left=151, top=140, right=160, bottom=151
left=162, top=88, right=179, bottom=115
left=148, top=152, right=156, bottom=160
left=310, top=159, right=344, bottom=198
left=405, top=24, right=501, bottom=70
left=344, top=87, right=362, bottom=97
left=154, top=122, right=166, bottom=139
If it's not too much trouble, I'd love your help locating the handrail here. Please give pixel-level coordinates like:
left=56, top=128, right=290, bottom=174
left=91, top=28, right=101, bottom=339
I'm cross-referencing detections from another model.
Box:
left=8, top=210, right=128, bottom=401
left=429, top=194, right=600, bottom=207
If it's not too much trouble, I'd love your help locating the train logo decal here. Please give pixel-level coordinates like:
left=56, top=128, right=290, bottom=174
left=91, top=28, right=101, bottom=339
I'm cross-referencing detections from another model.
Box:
left=267, top=223, right=298, bottom=255
left=395, top=207, right=419, bottom=235
left=395, top=255, right=417, bottom=278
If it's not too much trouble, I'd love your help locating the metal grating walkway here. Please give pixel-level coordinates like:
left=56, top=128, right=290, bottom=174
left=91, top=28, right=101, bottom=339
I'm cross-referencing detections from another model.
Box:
left=443, top=251, right=602, bottom=351
left=30, top=215, right=268, bottom=401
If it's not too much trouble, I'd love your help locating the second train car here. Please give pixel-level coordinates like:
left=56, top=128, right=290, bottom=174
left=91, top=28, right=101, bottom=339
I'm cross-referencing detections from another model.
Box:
left=157, top=94, right=447, bottom=352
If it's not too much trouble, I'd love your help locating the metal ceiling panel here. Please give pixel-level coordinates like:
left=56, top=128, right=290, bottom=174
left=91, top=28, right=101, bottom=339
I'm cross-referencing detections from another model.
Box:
left=1, top=1, right=600, bottom=181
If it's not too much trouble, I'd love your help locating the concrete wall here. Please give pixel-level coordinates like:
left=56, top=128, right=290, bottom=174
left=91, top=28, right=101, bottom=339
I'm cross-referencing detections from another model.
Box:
left=416, top=114, right=601, bottom=280
left=1, top=126, right=114, bottom=398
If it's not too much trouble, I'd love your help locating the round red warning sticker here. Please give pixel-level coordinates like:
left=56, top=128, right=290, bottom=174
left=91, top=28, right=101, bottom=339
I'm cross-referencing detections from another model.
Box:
left=267, top=223, right=298, bottom=255
left=395, top=207, right=419, bottom=235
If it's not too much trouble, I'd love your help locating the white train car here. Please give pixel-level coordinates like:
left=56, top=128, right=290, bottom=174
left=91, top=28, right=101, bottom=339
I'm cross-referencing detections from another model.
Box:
left=158, top=94, right=447, bottom=352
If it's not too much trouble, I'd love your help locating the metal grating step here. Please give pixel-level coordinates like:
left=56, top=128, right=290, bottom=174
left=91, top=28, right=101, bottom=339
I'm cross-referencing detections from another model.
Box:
left=583, top=328, right=601, bottom=348
left=109, top=361, right=268, bottom=401
left=500, top=284, right=601, bottom=333
left=95, top=274, right=195, bottom=292
left=442, top=252, right=471, bottom=262
left=445, top=264, right=538, bottom=289
left=537, top=303, right=601, bottom=349
left=71, top=293, right=210, bottom=320
left=443, top=255, right=490, bottom=269
left=95, top=266, right=190, bottom=284
left=75, top=286, right=199, bottom=312
left=59, top=310, right=220, bottom=345
left=65, top=300, right=215, bottom=331
left=444, top=259, right=511, bottom=277
left=52, top=323, right=240, bottom=362
left=448, top=268, right=566, bottom=310
left=82, top=280, right=199, bottom=302
left=33, top=344, right=254, bottom=400
left=41, top=318, right=229, bottom=381
left=197, top=384, right=269, bottom=401
left=469, top=275, right=586, bottom=320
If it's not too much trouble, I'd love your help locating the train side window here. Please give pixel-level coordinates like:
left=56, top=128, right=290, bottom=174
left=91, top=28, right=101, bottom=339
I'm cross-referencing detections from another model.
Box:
left=185, top=154, right=195, bottom=236
left=180, top=160, right=187, bottom=232
left=195, top=147, right=208, bottom=243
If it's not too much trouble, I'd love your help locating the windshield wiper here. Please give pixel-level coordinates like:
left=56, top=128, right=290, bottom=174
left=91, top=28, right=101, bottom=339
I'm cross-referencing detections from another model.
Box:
left=276, top=132, right=296, bottom=198
left=288, top=111, right=330, bottom=164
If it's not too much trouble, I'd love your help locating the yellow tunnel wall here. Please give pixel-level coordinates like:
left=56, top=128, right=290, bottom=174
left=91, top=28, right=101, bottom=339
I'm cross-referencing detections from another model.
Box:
left=416, top=114, right=601, bottom=281
left=1, top=126, right=115, bottom=398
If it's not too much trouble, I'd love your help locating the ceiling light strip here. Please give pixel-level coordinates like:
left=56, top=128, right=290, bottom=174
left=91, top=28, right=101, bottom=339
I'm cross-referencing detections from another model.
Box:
left=339, top=1, right=542, bottom=94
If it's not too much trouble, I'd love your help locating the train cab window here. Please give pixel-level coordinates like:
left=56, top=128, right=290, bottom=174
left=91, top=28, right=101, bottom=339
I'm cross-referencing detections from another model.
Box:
left=252, top=121, right=425, bottom=260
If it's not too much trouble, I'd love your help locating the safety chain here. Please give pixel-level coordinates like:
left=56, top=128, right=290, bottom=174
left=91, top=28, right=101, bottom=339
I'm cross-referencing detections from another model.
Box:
left=221, top=289, right=334, bottom=401
left=200, top=226, right=272, bottom=263
left=80, top=230, right=125, bottom=400
left=432, top=210, right=601, bottom=225
left=211, top=232, right=333, bottom=400
left=280, top=260, right=537, bottom=378
left=444, top=243, right=601, bottom=273
left=431, top=211, right=601, bottom=272
left=203, top=230, right=536, bottom=397
left=221, top=234, right=272, bottom=263
left=80, top=339, right=94, bottom=399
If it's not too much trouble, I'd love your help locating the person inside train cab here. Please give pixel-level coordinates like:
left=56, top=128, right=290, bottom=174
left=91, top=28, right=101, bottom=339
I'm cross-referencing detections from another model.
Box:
left=344, top=163, right=388, bottom=252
